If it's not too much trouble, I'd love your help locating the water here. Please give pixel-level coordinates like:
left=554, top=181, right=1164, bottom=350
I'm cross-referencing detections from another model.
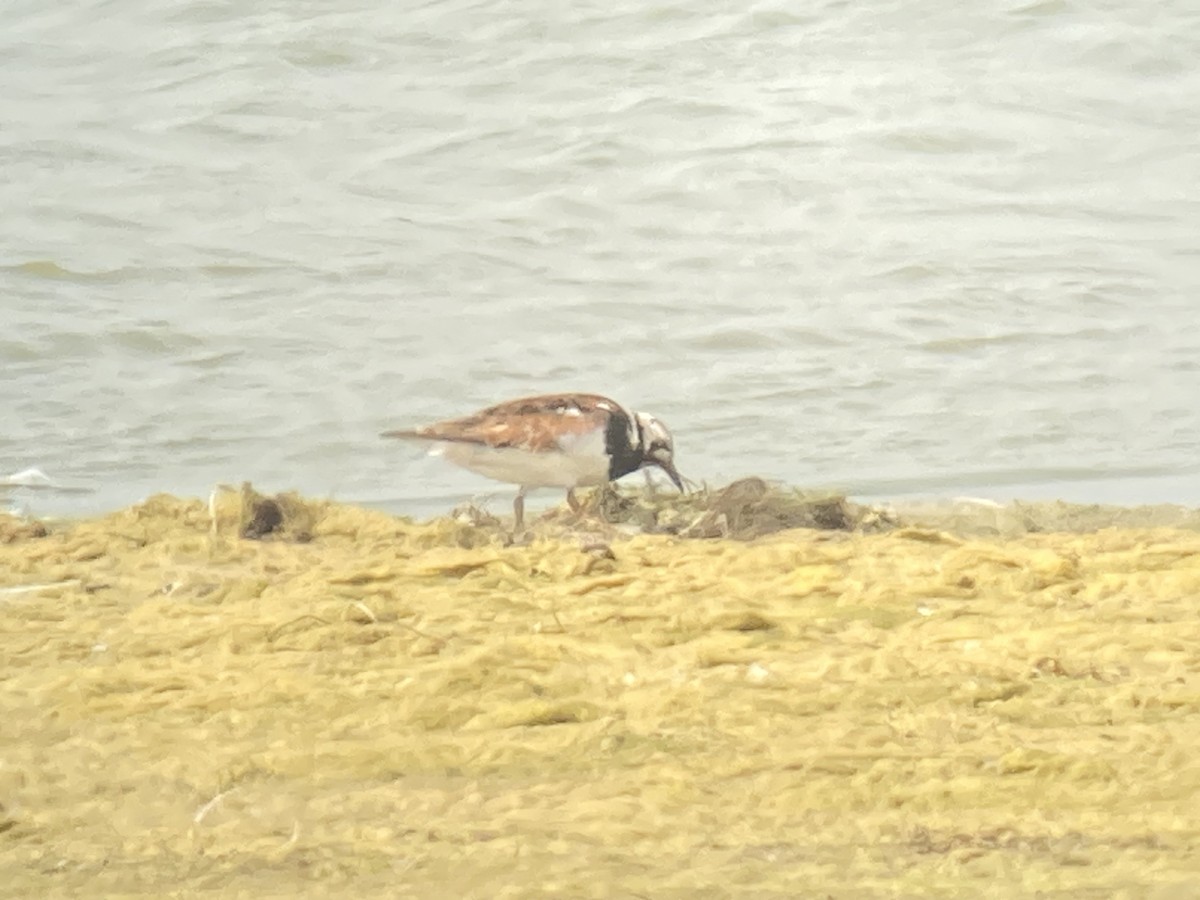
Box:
left=3, top=0, right=1199, bottom=519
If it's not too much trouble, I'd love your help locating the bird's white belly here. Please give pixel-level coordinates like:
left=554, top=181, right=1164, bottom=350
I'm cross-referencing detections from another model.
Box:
left=436, top=432, right=610, bottom=488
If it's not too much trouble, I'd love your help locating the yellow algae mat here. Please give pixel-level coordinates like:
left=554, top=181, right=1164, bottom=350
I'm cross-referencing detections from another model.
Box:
left=2, top=489, right=1200, bottom=898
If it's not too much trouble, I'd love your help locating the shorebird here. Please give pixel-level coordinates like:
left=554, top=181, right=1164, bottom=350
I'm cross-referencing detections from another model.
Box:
left=382, top=392, right=683, bottom=529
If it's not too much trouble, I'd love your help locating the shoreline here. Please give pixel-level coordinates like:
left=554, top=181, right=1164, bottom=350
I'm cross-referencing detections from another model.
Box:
left=7, top=477, right=1200, bottom=537
left=9, top=461, right=1200, bottom=530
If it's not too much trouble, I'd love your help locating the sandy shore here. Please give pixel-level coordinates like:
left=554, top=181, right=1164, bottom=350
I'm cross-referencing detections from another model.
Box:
left=2, top=484, right=1199, bottom=897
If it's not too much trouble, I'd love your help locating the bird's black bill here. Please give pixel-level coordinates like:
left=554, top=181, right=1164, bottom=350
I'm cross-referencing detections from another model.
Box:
left=658, top=460, right=685, bottom=492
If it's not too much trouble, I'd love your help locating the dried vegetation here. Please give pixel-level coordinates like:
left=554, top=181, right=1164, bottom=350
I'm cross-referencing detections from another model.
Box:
left=2, top=482, right=1199, bottom=897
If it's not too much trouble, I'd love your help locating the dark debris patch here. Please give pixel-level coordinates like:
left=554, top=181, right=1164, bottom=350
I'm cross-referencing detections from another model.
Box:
left=0, top=516, right=49, bottom=544
left=583, top=477, right=900, bottom=540
left=238, top=483, right=315, bottom=542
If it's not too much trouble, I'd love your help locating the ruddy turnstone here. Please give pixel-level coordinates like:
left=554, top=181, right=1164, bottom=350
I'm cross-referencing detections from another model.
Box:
left=381, top=393, right=684, bottom=529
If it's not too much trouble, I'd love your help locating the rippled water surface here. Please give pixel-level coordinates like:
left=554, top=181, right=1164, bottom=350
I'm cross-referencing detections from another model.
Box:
left=3, top=0, right=1199, bottom=517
